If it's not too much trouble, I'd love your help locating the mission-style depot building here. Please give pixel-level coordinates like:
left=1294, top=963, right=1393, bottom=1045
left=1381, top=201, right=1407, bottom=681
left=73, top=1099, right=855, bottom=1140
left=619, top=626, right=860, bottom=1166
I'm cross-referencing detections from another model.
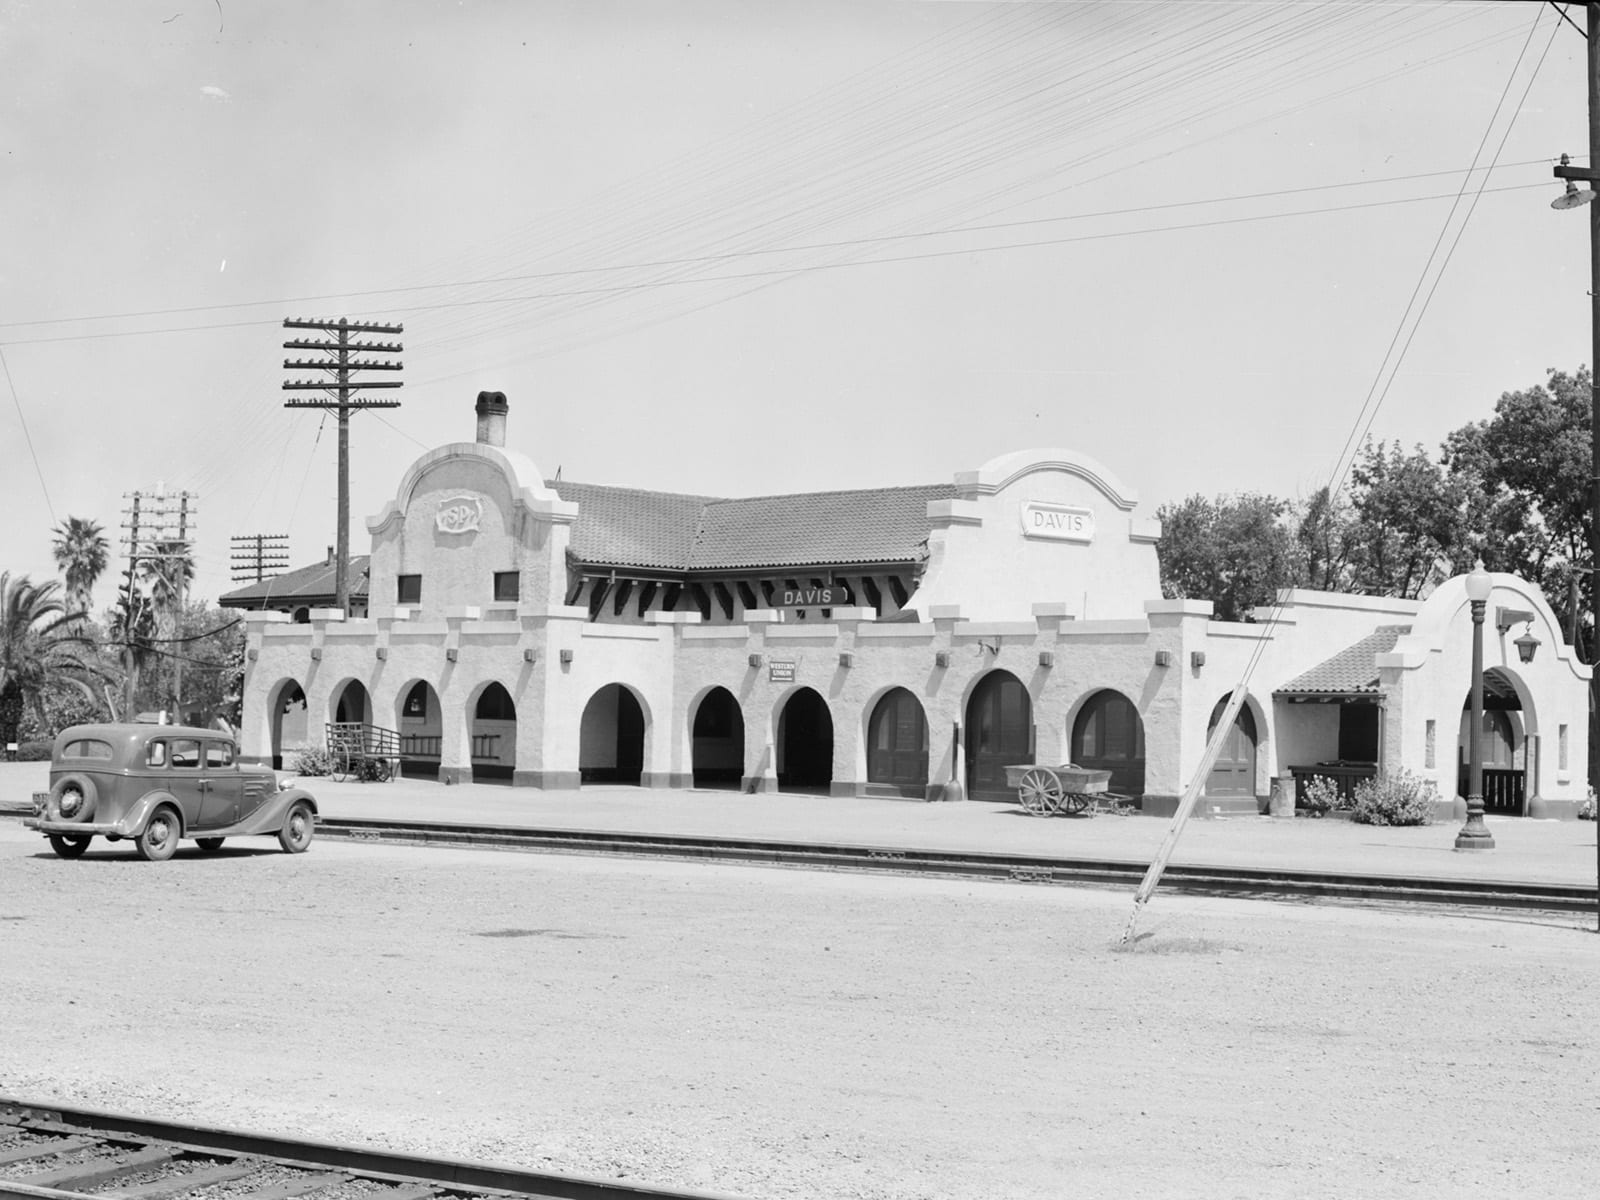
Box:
left=223, top=392, right=1593, bottom=819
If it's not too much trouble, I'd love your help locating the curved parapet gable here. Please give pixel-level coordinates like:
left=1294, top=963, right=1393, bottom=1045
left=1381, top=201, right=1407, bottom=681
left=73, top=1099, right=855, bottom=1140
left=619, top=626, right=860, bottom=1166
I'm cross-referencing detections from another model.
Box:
left=367, top=442, right=577, bottom=537
left=364, top=441, right=580, bottom=618
left=1380, top=571, right=1588, bottom=680
left=906, top=447, right=1162, bottom=622
left=953, top=447, right=1141, bottom=511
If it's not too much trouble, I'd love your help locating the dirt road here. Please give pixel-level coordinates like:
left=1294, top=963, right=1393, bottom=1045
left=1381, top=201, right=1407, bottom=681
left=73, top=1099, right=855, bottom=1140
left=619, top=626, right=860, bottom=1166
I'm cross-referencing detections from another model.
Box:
left=0, top=824, right=1594, bottom=1199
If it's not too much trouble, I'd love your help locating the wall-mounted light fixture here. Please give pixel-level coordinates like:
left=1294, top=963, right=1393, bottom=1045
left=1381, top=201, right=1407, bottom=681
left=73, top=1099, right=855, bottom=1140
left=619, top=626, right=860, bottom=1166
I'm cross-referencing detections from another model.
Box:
left=523, top=648, right=537, bottom=663
left=1190, top=651, right=1206, bottom=670
left=445, top=648, right=458, bottom=662
left=839, top=651, right=854, bottom=668
left=1038, top=650, right=1054, bottom=668
left=748, top=653, right=764, bottom=668
left=560, top=648, right=574, bottom=664
left=935, top=651, right=951, bottom=668
left=1154, top=649, right=1172, bottom=667
left=1515, top=625, right=1541, bottom=664
left=375, top=647, right=387, bottom=660
left=309, top=648, right=322, bottom=661
left=247, top=648, right=258, bottom=662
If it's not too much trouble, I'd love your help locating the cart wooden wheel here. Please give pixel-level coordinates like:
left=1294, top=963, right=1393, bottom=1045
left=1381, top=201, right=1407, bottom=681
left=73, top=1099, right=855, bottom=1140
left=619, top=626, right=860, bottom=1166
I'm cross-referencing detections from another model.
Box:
left=1060, top=791, right=1092, bottom=815
left=1017, top=768, right=1065, bottom=816
left=329, top=746, right=352, bottom=783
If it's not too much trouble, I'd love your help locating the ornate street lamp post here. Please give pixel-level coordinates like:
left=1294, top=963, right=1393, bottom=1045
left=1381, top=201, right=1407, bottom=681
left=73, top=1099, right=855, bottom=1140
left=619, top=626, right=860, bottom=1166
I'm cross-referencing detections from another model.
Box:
left=1456, top=561, right=1496, bottom=852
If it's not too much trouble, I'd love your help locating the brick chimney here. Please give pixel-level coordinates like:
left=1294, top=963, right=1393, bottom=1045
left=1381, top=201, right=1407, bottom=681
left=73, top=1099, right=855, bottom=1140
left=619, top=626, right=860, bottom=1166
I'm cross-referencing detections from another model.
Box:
left=475, top=391, right=508, bottom=447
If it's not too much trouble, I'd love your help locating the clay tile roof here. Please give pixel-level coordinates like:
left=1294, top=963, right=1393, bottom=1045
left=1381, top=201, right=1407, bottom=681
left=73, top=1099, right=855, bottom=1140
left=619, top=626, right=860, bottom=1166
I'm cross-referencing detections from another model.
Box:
left=688, top=484, right=955, bottom=570
left=1275, top=625, right=1411, bottom=696
left=550, top=479, right=955, bottom=572
left=550, top=480, right=720, bottom=570
left=219, top=556, right=371, bottom=607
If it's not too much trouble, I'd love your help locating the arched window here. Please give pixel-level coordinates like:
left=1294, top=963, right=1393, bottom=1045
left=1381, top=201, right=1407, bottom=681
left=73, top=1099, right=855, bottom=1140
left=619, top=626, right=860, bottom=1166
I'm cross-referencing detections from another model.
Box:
left=867, top=688, right=928, bottom=788
left=1072, top=690, right=1145, bottom=797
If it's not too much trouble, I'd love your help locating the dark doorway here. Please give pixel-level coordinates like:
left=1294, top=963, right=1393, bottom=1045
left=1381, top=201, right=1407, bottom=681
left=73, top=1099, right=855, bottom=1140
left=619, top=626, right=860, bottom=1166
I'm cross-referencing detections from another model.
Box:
left=691, top=687, right=744, bottom=788
left=271, top=681, right=307, bottom=771
left=867, top=687, right=929, bottom=794
left=1205, top=698, right=1257, bottom=800
left=778, top=688, right=833, bottom=792
left=965, top=671, right=1032, bottom=802
left=580, top=683, right=645, bottom=785
left=471, top=682, right=517, bottom=783
left=1072, top=689, right=1145, bottom=798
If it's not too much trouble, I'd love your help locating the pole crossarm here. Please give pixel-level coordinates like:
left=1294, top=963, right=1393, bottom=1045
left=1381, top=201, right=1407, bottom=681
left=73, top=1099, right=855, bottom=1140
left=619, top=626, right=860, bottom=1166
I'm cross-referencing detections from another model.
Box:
left=282, top=339, right=404, bottom=353
left=283, top=318, right=403, bottom=334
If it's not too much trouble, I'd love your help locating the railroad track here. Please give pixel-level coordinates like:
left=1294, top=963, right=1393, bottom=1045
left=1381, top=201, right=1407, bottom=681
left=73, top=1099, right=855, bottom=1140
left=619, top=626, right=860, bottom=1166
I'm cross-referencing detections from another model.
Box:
left=0, top=1100, right=739, bottom=1200
left=314, top=818, right=1599, bottom=914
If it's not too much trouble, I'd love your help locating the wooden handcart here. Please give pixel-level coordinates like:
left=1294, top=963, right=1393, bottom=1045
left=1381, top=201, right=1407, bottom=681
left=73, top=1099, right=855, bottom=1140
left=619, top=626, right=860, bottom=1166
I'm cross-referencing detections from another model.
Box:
left=1005, top=763, right=1120, bottom=817
left=325, top=722, right=402, bottom=783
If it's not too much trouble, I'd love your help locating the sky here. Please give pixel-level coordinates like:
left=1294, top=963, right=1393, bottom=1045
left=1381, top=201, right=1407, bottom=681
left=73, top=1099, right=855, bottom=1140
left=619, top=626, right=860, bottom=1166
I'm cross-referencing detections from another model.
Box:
left=2, top=0, right=1595, bottom=610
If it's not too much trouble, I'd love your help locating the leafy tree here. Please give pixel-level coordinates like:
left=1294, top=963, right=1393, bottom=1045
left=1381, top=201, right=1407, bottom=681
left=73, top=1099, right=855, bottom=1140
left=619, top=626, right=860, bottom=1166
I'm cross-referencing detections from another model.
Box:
left=139, top=540, right=194, bottom=639
left=129, top=600, right=244, bottom=726
left=1156, top=493, right=1301, bottom=621
left=0, top=572, right=112, bottom=747
left=50, top=516, right=110, bottom=620
left=1296, top=485, right=1358, bottom=593
left=1344, top=440, right=1466, bottom=599
left=1443, top=368, right=1593, bottom=650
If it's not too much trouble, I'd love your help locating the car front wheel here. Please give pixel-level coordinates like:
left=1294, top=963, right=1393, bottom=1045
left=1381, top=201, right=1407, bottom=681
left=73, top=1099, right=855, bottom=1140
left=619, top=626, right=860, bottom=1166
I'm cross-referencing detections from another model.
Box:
left=47, top=834, right=92, bottom=859
left=278, top=801, right=314, bottom=854
left=137, top=807, right=181, bottom=862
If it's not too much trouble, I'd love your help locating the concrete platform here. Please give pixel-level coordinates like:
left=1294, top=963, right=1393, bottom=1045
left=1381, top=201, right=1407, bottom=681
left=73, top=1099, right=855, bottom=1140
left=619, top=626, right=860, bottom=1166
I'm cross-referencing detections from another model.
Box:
left=6, top=759, right=1597, bottom=891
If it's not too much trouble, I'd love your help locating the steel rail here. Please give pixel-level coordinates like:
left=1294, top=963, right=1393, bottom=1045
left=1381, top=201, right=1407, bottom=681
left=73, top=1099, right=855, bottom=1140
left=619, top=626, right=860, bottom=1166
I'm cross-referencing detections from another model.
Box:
left=0, top=1100, right=744, bottom=1200
left=314, top=817, right=1597, bottom=913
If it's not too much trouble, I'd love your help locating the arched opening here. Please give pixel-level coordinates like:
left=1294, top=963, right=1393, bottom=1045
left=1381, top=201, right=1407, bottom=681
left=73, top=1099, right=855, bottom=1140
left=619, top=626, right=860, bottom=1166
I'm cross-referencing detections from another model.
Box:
left=691, top=686, right=744, bottom=789
left=1458, top=667, right=1525, bottom=815
left=1072, top=689, right=1146, bottom=799
left=777, top=687, right=833, bottom=793
left=332, top=679, right=371, bottom=726
left=1205, top=696, right=1258, bottom=801
left=965, top=670, right=1032, bottom=802
left=867, top=687, right=928, bottom=795
left=472, top=682, right=517, bottom=783
left=580, top=684, right=646, bottom=785
left=270, top=681, right=307, bottom=771
left=396, top=680, right=442, bottom=779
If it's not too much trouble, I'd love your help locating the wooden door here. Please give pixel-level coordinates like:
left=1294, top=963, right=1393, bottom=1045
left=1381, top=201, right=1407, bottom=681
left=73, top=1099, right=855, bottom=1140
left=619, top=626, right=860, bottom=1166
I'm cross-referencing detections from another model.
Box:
left=966, top=672, right=1031, bottom=802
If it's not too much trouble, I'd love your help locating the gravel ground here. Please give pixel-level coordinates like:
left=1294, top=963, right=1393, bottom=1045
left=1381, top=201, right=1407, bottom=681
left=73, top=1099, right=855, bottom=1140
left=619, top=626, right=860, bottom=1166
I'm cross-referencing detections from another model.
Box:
left=0, top=822, right=1596, bottom=1200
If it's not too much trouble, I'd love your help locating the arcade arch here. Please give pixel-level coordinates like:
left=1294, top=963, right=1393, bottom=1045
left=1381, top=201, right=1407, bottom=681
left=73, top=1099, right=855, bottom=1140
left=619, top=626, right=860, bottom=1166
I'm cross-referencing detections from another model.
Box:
left=965, top=670, right=1031, bottom=802
left=867, top=687, right=928, bottom=793
left=777, top=687, right=833, bottom=792
left=690, top=686, right=744, bottom=789
left=580, top=683, right=646, bottom=785
left=1071, top=689, right=1145, bottom=798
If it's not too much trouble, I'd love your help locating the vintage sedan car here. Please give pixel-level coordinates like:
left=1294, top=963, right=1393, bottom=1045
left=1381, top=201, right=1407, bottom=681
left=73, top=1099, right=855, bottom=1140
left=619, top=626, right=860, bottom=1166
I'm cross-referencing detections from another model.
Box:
left=25, top=723, right=318, bottom=861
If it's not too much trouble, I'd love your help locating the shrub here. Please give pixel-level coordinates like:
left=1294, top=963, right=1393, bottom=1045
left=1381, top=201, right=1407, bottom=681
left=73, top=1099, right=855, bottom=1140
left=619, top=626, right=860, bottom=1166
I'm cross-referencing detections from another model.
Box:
left=1349, top=768, right=1436, bottom=826
left=14, top=740, right=53, bottom=762
left=1580, top=787, right=1596, bottom=822
left=1300, top=774, right=1340, bottom=817
left=291, top=746, right=332, bottom=776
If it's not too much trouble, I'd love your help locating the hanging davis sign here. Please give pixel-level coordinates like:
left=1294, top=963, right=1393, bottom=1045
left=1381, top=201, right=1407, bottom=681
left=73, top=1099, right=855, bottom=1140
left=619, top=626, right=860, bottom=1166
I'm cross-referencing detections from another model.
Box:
left=778, top=585, right=842, bottom=608
left=1019, top=501, right=1094, bottom=543
left=436, top=496, right=484, bottom=535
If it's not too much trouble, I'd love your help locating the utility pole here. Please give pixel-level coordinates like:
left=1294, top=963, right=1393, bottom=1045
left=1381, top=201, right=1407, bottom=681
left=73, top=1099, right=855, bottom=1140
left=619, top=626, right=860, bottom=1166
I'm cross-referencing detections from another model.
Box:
left=121, top=485, right=196, bottom=721
left=231, top=533, right=290, bottom=585
left=283, top=317, right=403, bottom=616
left=1550, top=1, right=1600, bottom=930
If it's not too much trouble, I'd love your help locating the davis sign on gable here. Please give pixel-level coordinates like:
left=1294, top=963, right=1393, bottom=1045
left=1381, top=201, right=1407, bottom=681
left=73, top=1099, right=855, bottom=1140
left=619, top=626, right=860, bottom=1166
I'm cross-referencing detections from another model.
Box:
left=1019, top=500, right=1094, bottom=543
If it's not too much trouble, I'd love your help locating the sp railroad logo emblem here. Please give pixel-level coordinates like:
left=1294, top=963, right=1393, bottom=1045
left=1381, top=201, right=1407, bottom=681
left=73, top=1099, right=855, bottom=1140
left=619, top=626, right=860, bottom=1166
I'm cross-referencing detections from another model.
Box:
left=436, top=496, right=484, bottom=534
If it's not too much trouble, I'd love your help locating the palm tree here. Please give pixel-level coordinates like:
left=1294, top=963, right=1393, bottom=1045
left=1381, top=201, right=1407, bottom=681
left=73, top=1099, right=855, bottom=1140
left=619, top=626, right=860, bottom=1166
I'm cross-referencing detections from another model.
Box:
left=51, top=516, right=110, bottom=619
left=139, top=540, right=194, bottom=637
left=0, top=572, right=110, bottom=746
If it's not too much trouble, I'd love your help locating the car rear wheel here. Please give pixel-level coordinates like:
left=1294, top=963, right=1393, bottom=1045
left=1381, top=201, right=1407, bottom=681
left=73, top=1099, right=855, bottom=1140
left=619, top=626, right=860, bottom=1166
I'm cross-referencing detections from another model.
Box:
left=47, top=834, right=92, bottom=859
left=137, top=807, right=181, bottom=862
left=196, top=837, right=226, bottom=853
left=278, top=801, right=314, bottom=854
